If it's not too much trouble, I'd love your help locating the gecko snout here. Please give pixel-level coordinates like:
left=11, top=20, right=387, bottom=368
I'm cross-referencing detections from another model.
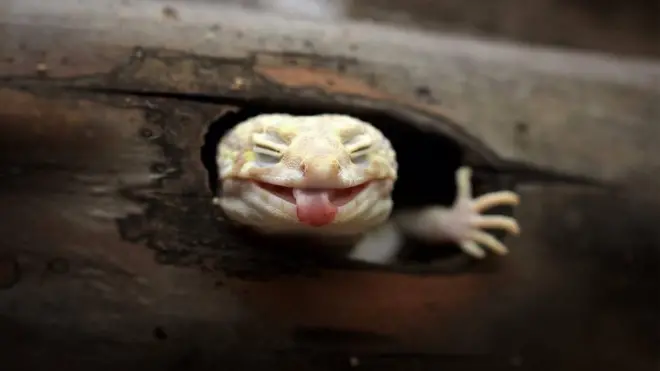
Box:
left=299, top=157, right=341, bottom=183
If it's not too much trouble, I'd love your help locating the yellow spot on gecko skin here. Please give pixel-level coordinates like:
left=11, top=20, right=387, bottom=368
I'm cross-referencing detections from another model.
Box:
left=243, top=151, right=256, bottom=162
left=273, top=124, right=298, bottom=142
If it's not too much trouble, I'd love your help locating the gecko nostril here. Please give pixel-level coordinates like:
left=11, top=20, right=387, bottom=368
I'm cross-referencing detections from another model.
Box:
left=300, top=163, right=308, bottom=175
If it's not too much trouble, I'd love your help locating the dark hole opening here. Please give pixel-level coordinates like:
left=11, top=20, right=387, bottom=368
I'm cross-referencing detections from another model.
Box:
left=152, top=326, right=167, bottom=340
left=200, top=105, right=471, bottom=266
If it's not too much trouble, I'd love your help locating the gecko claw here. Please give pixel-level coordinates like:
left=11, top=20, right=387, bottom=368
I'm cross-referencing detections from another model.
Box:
left=452, top=166, right=521, bottom=259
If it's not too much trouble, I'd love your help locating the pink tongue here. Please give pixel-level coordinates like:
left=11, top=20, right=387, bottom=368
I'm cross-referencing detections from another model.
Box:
left=293, top=189, right=337, bottom=227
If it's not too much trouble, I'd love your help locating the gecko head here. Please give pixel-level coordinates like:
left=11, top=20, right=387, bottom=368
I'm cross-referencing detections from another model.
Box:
left=216, top=113, right=398, bottom=235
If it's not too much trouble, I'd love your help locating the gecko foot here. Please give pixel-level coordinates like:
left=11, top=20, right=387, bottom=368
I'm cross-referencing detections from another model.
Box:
left=443, top=166, right=521, bottom=259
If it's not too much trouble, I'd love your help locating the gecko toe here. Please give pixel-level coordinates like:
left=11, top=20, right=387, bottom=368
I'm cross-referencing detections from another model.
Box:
left=455, top=166, right=473, bottom=199
left=460, top=240, right=486, bottom=259
left=473, top=191, right=520, bottom=211
left=476, top=215, right=521, bottom=235
left=469, top=230, right=509, bottom=255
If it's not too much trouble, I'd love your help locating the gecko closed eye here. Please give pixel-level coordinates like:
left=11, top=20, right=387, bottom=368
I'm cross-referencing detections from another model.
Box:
left=344, top=134, right=372, bottom=165
left=252, top=132, right=285, bottom=166
left=254, top=146, right=281, bottom=166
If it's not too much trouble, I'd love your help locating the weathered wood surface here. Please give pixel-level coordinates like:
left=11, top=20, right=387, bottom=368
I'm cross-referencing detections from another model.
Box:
left=0, top=1, right=659, bottom=370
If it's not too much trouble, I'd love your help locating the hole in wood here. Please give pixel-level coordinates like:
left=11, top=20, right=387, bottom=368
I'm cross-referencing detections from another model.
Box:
left=152, top=326, right=167, bottom=340
left=200, top=105, right=470, bottom=266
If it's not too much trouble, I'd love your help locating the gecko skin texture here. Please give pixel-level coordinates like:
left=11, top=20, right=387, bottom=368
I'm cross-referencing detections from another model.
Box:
left=214, top=113, right=521, bottom=264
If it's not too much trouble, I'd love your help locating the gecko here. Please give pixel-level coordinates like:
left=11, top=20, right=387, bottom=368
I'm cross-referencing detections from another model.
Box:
left=213, top=113, right=521, bottom=265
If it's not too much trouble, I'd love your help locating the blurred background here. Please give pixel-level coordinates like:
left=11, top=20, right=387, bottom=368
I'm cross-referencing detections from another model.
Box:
left=191, top=0, right=659, bottom=58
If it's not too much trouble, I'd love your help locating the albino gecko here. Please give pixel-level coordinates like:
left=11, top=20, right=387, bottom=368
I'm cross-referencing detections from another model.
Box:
left=213, top=113, right=520, bottom=265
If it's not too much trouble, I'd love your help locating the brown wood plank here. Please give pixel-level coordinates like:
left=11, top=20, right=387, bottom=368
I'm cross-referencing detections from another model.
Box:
left=0, top=2, right=658, bottom=370
left=2, top=0, right=660, bottom=183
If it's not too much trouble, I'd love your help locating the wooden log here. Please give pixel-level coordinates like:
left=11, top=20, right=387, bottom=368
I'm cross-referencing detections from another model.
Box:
left=0, top=1, right=658, bottom=370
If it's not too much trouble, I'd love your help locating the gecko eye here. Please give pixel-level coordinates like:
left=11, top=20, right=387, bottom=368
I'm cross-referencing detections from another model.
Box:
left=254, top=144, right=282, bottom=166
left=252, top=132, right=286, bottom=167
left=344, top=135, right=372, bottom=165
left=350, top=150, right=369, bottom=165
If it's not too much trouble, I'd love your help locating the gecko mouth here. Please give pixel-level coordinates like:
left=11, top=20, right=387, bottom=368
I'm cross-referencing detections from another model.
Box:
left=253, top=181, right=370, bottom=227
left=254, top=181, right=370, bottom=206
